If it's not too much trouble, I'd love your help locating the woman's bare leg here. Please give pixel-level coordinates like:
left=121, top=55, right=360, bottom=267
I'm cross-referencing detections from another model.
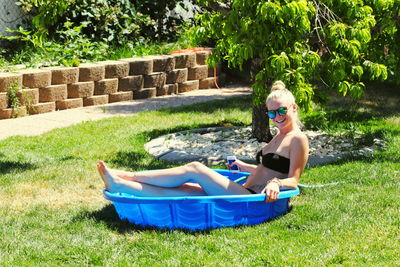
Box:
left=98, top=161, right=205, bottom=197
left=97, top=161, right=250, bottom=196
left=102, top=167, right=136, bottom=181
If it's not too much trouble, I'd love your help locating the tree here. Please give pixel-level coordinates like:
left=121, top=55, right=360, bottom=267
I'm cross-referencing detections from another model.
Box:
left=365, top=0, right=400, bottom=83
left=189, top=0, right=390, bottom=141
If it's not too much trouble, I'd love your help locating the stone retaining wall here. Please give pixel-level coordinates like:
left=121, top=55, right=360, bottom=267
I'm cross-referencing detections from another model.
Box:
left=0, top=50, right=223, bottom=120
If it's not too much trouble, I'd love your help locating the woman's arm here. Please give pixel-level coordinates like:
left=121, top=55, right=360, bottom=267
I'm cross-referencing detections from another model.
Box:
left=287, top=133, right=309, bottom=182
left=263, top=134, right=309, bottom=201
left=229, top=159, right=258, bottom=173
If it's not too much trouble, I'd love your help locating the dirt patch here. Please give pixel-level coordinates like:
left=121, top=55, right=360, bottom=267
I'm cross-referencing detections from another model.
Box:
left=0, top=179, right=107, bottom=212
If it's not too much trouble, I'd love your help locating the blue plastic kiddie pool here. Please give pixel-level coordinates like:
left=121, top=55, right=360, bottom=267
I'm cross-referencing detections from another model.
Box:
left=103, top=169, right=300, bottom=230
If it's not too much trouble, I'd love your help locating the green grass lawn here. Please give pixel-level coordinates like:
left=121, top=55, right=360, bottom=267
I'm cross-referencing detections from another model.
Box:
left=0, top=86, right=399, bottom=266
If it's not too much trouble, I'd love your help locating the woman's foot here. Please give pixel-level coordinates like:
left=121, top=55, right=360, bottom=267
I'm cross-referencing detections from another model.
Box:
left=97, top=161, right=119, bottom=191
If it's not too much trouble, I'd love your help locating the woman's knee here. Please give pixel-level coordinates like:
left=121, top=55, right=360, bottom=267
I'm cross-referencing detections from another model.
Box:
left=184, top=161, right=206, bottom=172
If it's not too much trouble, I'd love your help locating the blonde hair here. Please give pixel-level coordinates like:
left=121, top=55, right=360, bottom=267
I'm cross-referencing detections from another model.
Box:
left=266, top=81, right=302, bottom=127
left=266, top=81, right=295, bottom=105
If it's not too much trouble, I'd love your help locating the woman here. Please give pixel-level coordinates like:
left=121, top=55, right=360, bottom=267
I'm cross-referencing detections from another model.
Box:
left=97, top=81, right=309, bottom=202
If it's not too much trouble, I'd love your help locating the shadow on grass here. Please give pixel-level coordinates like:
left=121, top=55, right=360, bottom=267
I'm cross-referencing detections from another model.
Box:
left=108, top=151, right=177, bottom=171
left=328, top=108, right=399, bottom=123
left=0, top=160, right=36, bottom=174
left=306, top=147, right=400, bottom=171
left=80, top=203, right=292, bottom=235
left=82, top=204, right=146, bottom=233
left=303, top=108, right=400, bottom=132
left=137, top=120, right=248, bottom=143
left=304, top=82, right=400, bottom=131
left=153, top=87, right=398, bottom=123
left=340, top=151, right=400, bottom=165
left=0, top=155, right=80, bottom=175
left=57, top=155, right=81, bottom=162
left=325, top=81, right=400, bottom=113
left=154, top=94, right=252, bottom=115
left=98, top=94, right=252, bottom=116
left=107, top=122, right=248, bottom=171
left=138, top=123, right=242, bottom=141
left=79, top=204, right=213, bottom=235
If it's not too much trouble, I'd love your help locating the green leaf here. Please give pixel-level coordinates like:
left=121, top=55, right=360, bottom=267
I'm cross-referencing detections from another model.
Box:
left=338, top=81, right=350, bottom=96
left=351, top=65, right=364, bottom=80
left=349, top=82, right=365, bottom=98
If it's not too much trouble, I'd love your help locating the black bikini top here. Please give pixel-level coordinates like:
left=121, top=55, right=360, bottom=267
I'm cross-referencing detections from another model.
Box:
left=256, top=150, right=290, bottom=174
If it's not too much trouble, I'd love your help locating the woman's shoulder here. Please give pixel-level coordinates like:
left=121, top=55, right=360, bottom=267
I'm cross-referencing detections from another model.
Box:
left=290, top=131, right=309, bottom=146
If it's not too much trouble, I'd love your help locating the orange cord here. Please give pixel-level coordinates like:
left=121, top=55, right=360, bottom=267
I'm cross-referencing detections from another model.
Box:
left=170, top=47, right=220, bottom=89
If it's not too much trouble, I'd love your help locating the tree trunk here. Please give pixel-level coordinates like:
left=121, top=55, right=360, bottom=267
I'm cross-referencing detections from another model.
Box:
left=252, top=104, right=273, bottom=143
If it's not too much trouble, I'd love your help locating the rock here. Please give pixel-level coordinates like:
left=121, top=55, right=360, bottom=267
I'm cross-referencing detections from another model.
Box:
left=144, top=126, right=383, bottom=166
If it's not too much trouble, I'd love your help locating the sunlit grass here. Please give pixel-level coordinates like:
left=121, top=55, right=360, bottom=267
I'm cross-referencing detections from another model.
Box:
left=0, top=89, right=399, bottom=265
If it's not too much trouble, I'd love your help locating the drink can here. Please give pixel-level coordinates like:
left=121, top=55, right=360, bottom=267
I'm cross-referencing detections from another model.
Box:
left=227, top=156, right=239, bottom=172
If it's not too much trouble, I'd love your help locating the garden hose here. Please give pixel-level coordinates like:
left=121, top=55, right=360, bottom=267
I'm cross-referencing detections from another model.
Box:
left=297, top=182, right=342, bottom=188
left=233, top=175, right=342, bottom=188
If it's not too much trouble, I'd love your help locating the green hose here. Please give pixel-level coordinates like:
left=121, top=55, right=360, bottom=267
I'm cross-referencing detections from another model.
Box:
left=233, top=176, right=248, bottom=183
left=233, top=175, right=342, bottom=187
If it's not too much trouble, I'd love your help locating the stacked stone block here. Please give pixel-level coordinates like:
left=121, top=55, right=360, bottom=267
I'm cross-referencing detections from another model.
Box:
left=39, top=85, right=67, bottom=102
left=0, top=48, right=223, bottom=120
left=0, top=106, right=27, bottom=119
left=79, top=63, right=105, bottom=82
left=50, top=67, right=79, bottom=85
left=118, top=75, right=143, bottom=92
left=0, top=93, right=8, bottom=109
left=0, top=73, right=22, bottom=92
left=67, top=82, right=94, bottom=98
left=101, top=61, right=129, bottom=79
left=21, top=69, right=51, bottom=88
left=57, top=98, right=83, bottom=110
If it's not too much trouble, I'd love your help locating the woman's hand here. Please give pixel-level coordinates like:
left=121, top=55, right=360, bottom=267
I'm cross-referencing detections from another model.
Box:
left=262, top=179, right=281, bottom=202
left=227, top=158, right=246, bottom=171
left=226, top=158, right=258, bottom=174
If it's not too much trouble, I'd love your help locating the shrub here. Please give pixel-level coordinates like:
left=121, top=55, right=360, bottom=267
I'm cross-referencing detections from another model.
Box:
left=16, top=0, right=195, bottom=45
left=57, top=0, right=152, bottom=45
left=16, top=0, right=71, bottom=45
left=2, top=22, right=108, bottom=66
left=7, top=82, right=21, bottom=110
